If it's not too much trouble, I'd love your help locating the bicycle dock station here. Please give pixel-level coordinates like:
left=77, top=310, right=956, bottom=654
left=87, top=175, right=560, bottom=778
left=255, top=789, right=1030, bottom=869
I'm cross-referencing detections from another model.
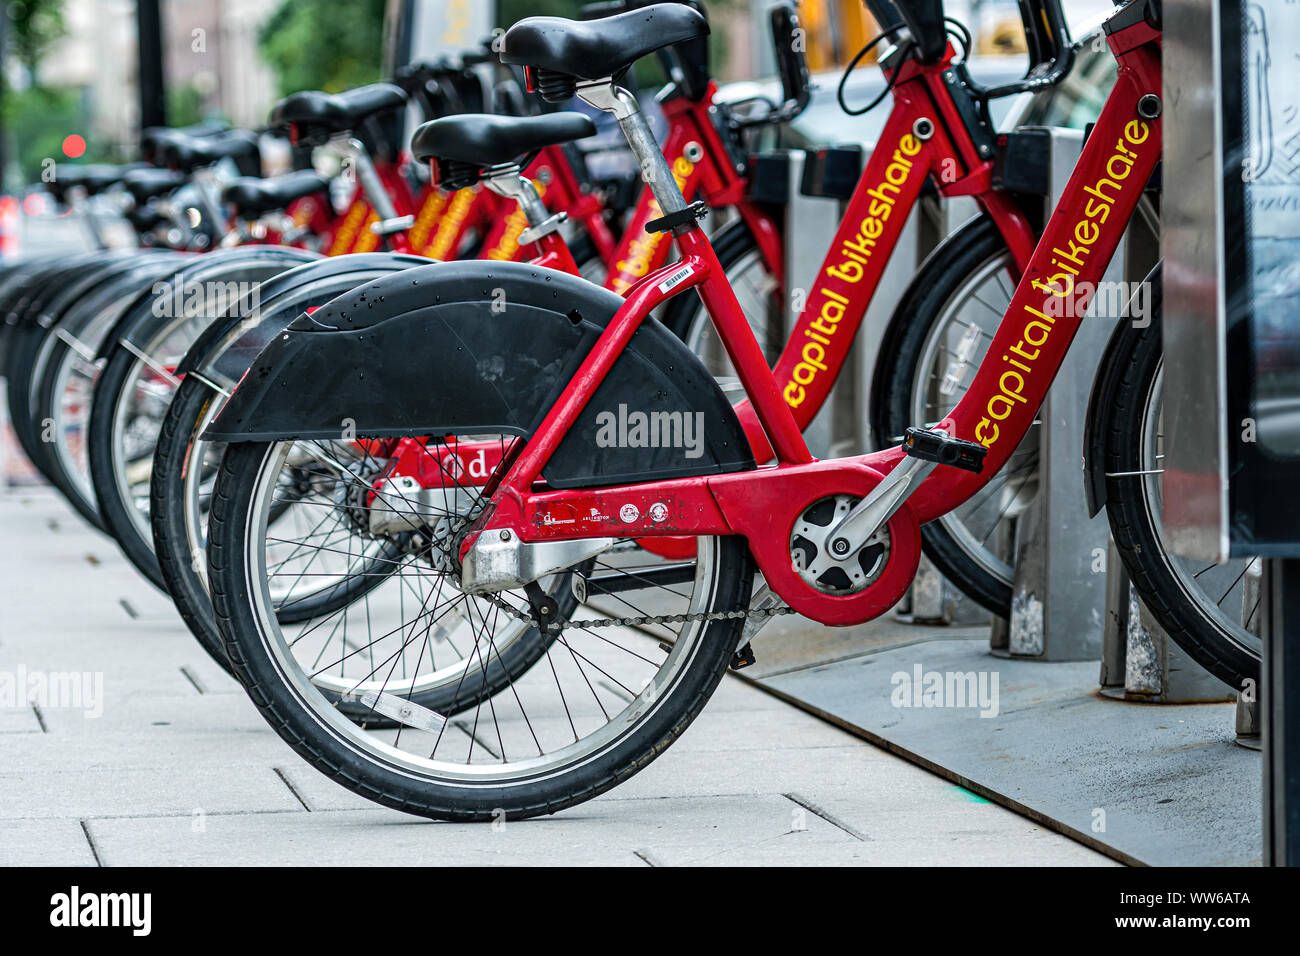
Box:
left=733, top=2, right=1278, bottom=866
left=0, top=0, right=1294, bottom=880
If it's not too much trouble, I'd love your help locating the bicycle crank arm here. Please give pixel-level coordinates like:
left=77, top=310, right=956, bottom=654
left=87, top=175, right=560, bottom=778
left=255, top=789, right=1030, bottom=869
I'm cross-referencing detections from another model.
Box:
left=824, top=428, right=987, bottom=558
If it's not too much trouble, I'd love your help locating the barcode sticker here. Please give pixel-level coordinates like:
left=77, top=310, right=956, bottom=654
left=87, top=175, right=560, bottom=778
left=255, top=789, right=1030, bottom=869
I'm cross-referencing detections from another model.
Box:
left=657, top=265, right=695, bottom=294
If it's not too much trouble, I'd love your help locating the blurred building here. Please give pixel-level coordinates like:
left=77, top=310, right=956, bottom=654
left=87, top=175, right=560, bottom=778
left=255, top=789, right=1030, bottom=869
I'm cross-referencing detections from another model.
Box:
left=37, top=0, right=277, bottom=150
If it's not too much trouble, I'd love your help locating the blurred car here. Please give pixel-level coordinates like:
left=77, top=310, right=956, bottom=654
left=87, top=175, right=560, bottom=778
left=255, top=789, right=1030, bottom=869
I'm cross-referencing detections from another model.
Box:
left=716, top=19, right=1115, bottom=152
left=1004, top=30, right=1117, bottom=130
left=716, top=54, right=1029, bottom=152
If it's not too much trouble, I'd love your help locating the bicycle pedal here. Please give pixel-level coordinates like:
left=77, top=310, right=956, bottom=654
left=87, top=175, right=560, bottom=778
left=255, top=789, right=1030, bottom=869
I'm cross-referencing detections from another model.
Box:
left=729, top=642, right=757, bottom=671
left=903, top=426, right=987, bottom=474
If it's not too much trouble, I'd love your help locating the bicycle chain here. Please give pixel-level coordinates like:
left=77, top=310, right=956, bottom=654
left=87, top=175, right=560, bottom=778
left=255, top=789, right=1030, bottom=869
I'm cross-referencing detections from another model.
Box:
left=441, top=514, right=795, bottom=633
left=478, top=587, right=795, bottom=634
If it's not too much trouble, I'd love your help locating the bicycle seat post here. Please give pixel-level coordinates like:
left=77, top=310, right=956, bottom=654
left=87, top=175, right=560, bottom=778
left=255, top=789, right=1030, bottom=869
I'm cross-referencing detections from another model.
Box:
left=335, top=137, right=414, bottom=239
left=482, top=168, right=566, bottom=243
left=189, top=166, right=231, bottom=238
left=576, top=80, right=690, bottom=226
left=338, top=138, right=394, bottom=220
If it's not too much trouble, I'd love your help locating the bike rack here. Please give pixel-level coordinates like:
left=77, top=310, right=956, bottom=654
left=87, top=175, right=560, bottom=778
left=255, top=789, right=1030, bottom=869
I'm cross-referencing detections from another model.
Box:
left=1098, top=138, right=1233, bottom=703
left=1099, top=540, right=1234, bottom=703
left=1236, top=560, right=1262, bottom=744
left=988, top=128, right=1118, bottom=661
left=767, top=131, right=1235, bottom=679
left=778, top=148, right=838, bottom=460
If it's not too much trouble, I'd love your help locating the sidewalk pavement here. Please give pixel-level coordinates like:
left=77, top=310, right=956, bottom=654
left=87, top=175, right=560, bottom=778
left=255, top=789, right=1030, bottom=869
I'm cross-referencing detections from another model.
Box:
left=0, top=487, right=1114, bottom=866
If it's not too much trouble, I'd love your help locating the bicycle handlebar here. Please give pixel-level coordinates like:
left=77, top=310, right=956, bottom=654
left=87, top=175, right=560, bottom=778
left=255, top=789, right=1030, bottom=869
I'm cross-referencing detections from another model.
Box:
left=880, top=0, right=1074, bottom=101
left=892, top=0, right=948, bottom=63
left=979, top=0, right=1074, bottom=99
left=730, top=2, right=811, bottom=129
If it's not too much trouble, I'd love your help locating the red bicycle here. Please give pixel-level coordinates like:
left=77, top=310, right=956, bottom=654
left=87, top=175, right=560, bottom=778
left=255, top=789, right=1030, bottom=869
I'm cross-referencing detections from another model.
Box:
left=201, top=0, right=1163, bottom=819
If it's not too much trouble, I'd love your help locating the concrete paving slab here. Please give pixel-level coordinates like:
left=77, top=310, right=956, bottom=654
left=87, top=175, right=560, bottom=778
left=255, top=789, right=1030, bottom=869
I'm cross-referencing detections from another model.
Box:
left=32, top=691, right=263, bottom=737
left=0, top=486, right=1116, bottom=865
left=0, top=819, right=98, bottom=867
left=0, top=764, right=306, bottom=821
left=85, top=794, right=860, bottom=867
left=0, top=705, right=43, bottom=734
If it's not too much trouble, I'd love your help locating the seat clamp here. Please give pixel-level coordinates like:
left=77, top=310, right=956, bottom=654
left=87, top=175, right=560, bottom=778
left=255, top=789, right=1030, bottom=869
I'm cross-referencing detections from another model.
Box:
left=519, top=211, right=569, bottom=246
left=645, top=200, right=708, bottom=235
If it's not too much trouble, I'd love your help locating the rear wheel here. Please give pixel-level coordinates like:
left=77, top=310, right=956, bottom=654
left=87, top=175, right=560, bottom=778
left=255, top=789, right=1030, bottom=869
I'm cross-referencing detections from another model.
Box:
left=207, top=436, right=753, bottom=819
left=150, top=376, right=241, bottom=668
left=150, top=261, right=440, bottom=676
left=32, top=307, right=123, bottom=531
left=89, top=316, right=201, bottom=588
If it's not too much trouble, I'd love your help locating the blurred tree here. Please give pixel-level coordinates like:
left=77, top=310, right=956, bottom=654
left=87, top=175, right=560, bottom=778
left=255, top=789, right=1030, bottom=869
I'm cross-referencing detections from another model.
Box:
left=5, top=85, right=90, bottom=180
left=260, top=0, right=387, bottom=96
left=8, top=0, right=67, bottom=82
left=167, top=82, right=215, bottom=128
left=3, top=0, right=76, bottom=184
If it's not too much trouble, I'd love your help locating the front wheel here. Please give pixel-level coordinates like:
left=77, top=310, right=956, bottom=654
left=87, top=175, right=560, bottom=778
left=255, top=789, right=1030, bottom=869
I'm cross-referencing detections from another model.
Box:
left=1100, top=273, right=1260, bottom=689
left=208, top=438, right=754, bottom=819
left=871, top=216, right=1034, bottom=615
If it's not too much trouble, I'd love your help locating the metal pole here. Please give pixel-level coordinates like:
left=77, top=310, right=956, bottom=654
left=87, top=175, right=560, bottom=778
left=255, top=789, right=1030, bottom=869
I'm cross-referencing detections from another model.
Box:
left=1263, top=557, right=1300, bottom=865
left=0, top=1, right=9, bottom=192
left=137, top=0, right=167, bottom=134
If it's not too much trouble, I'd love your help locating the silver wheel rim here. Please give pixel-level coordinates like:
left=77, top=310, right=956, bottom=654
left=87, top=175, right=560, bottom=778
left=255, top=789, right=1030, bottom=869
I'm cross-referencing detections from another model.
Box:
left=110, top=316, right=196, bottom=545
left=239, top=439, right=726, bottom=785
left=1140, top=361, right=1261, bottom=660
left=909, top=250, right=1037, bottom=589
left=182, top=394, right=224, bottom=591
left=681, top=246, right=782, bottom=378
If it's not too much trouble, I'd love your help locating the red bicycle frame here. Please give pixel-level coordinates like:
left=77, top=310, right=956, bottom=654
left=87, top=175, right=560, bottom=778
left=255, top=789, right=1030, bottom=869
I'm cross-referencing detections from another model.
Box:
left=410, top=85, right=789, bottom=292
left=600, top=84, right=784, bottom=296
left=411, top=44, right=1039, bottom=523
left=458, top=15, right=1163, bottom=628
left=273, top=86, right=783, bottom=283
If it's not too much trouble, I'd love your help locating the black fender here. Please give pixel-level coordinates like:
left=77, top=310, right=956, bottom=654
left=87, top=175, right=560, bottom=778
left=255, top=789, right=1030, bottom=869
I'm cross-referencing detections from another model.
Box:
left=1082, top=265, right=1162, bottom=517
left=48, top=255, right=189, bottom=343
left=177, top=252, right=430, bottom=390
left=204, top=260, right=756, bottom=488
left=29, top=256, right=189, bottom=403
left=94, top=246, right=319, bottom=361
left=8, top=255, right=178, bottom=394
left=33, top=254, right=163, bottom=332
left=8, top=252, right=130, bottom=330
